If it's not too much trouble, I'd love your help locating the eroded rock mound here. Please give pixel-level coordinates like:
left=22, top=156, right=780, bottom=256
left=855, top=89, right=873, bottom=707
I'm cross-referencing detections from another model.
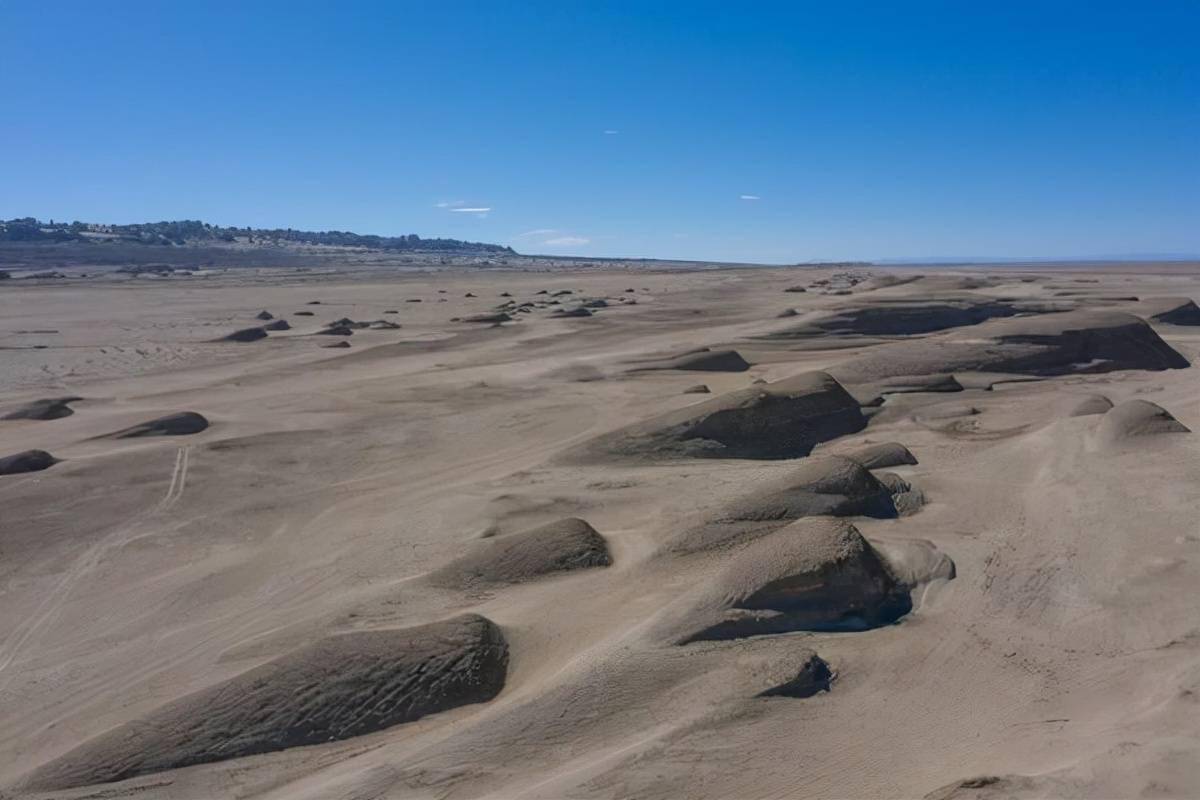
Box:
left=263, top=319, right=291, bottom=331
left=672, top=456, right=904, bottom=553
left=431, top=518, right=612, bottom=588
left=1140, top=297, right=1200, bottom=326
left=833, top=311, right=1188, bottom=386
left=2, top=396, right=81, bottom=420
left=461, top=312, right=512, bottom=324
left=109, top=412, right=209, bottom=438
left=0, top=449, right=59, bottom=476
left=552, top=306, right=593, bottom=318
left=222, top=327, right=268, bottom=342
left=847, top=442, right=917, bottom=469
left=629, top=349, right=751, bottom=373
left=760, top=299, right=1030, bottom=339
left=25, top=615, right=509, bottom=791
left=579, top=371, right=866, bottom=461
left=679, top=520, right=933, bottom=642
left=1095, top=400, right=1190, bottom=447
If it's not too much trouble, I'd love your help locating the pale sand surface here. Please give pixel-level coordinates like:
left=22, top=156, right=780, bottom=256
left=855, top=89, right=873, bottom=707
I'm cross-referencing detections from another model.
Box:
left=2, top=264, right=1200, bottom=798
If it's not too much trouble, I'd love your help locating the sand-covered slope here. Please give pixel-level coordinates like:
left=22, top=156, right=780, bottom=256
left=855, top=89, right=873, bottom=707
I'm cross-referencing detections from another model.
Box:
left=24, top=615, right=508, bottom=791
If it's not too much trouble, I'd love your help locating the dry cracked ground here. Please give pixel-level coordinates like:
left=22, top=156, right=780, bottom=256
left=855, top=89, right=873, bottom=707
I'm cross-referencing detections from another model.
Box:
left=2, top=264, right=1200, bottom=799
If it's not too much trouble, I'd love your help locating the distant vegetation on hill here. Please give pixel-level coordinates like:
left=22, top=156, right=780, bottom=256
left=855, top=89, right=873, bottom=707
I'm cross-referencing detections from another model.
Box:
left=0, top=217, right=514, bottom=254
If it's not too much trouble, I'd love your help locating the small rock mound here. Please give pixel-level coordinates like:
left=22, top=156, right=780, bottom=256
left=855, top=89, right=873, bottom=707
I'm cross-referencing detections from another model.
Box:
left=24, top=615, right=508, bottom=791
left=431, top=518, right=611, bottom=588
left=629, top=349, right=751, bottom=373
left=255, top=310, right=274, bottom=320
left=0, top=449, right=59, bottom=476
left=317, top=325, right=354, bottom=336
left=1095, top=400, right=1190, bottom=446
left=295, top=310, right=315, bottom=316
left=109, top=412, right=209, bottom=438
left=323, top=340, right=352, bottom=349
left=222, top=327, right=268, bottom=343
left=580, top=371, right=866, bottom=461
left=783, top=285, right=807, bottom=293
left=847, top=442, right=918, bottom=469
left=678, top=520, right=931, bottom=642
left=2, top=396, right=81, bottom=421
left=684, top=384, right=711, bottom=394
left=1067, top=393, right=1113, bottom=417
left=758, top=653, right=835, bottom=698
left=263, top=319, right=291, bottom=331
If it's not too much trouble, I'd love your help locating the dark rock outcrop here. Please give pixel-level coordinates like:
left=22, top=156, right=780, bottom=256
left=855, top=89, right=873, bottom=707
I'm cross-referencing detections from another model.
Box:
left=0, top=449, right=59, bottom=476
left=629, top=349, right=751, bottom=373
left=222, top=327, right=268, bottom=343
left=108, top=412, right=209, bottom=438
left=1139, top=297, right=1200, bottom=326
left=461, top=312, right=512, bottom=324
left=2, top=396, right=82, bottom=421
left=758, top=653, right=835, bottom=698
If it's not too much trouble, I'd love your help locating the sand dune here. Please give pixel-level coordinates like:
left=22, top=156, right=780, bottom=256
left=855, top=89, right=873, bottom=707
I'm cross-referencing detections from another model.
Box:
left=24, top=615, right=508, bottom=791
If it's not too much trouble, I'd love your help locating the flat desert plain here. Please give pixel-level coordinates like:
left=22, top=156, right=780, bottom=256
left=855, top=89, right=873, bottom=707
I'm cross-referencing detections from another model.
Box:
left=3, top=264, right=1200, bottom=799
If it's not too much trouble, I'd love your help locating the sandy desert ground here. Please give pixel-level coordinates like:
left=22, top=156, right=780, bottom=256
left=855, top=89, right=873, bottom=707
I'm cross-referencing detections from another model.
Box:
left=3, top=262, right=1200, bottom=799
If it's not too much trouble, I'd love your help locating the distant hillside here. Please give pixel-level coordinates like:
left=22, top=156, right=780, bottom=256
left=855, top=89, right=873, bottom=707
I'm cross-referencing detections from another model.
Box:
left=0, top=217, right=514, bottom=254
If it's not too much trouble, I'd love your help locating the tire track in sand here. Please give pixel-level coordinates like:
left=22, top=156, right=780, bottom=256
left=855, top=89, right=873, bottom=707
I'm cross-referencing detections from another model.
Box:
left=0, top=446, right=190, bottom=690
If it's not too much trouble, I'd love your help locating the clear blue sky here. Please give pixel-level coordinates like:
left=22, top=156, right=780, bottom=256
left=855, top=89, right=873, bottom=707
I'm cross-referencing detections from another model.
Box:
left=3, top=1, right=1197, bottom=263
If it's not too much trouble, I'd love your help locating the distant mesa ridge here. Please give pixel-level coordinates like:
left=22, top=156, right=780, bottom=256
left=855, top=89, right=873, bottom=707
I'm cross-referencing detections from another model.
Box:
left=0, top=217, right=514, bottom=254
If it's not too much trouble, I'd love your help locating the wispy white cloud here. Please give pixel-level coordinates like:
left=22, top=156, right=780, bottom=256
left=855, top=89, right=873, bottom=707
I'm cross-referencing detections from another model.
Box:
left=451, top=207, right=492, bottom=213
left=740, top=194, right=761, bottom=201
left=434, top=200, right=464, bottom=208
left=603, top=129, right=619, bottom=135
left=510, top=228, right=589, bottom=247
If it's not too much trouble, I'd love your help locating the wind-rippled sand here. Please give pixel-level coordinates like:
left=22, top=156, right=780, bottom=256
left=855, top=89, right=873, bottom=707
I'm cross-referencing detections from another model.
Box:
left=3, top=264, right=1200, bottom=799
